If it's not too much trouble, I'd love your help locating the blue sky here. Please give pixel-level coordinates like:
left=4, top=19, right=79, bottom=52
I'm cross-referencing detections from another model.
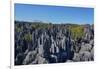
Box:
left=15, top=3, right=94, bottom=24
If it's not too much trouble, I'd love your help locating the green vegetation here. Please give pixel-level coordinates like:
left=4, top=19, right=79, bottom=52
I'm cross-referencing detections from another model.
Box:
left=70, top=25, right=85, bottom=39
left=15, top=25, right=22, bottom=32
left=15, top=21, right=85, bottom=40
left=24, top=33, right=32, bottom=42
left=31, top=23, right=52, bottom=29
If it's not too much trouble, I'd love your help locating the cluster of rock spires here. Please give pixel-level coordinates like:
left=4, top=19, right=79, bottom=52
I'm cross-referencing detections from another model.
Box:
left=15, top=21, right=94, bottom=65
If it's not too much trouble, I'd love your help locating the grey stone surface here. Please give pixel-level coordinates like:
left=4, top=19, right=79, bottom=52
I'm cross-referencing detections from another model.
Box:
left=15, top=21, right=94, bottom=65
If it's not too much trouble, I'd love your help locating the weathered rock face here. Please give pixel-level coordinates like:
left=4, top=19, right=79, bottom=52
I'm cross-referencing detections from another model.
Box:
left=15, top=21, right=94, bottom=65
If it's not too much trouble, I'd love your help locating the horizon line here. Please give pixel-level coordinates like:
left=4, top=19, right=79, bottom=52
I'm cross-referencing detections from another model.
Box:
left=15, top=20, right=93, bottom=25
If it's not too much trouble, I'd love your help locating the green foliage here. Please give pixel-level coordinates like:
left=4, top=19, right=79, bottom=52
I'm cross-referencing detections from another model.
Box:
left=70, top=25, right=85, bottom=39
left=15, top=26, right=22, bottom=32
left=15, top=21, right=85, bottom=40
left=24, top=33, right=32, bottom=42
left=31, top=23, right=52, bottom=29
left=15, top=23, right=23, bottom=33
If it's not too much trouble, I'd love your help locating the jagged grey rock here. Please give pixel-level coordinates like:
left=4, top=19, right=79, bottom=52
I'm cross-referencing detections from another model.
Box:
left=15, top=21, right=94, bottom=65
